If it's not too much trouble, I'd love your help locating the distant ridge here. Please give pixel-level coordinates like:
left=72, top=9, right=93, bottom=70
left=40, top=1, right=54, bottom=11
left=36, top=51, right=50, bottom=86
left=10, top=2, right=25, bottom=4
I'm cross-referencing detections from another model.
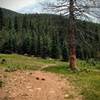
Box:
left=0, top=7, right=100, bottom=23
left=0, top=7, right=22, bottom=17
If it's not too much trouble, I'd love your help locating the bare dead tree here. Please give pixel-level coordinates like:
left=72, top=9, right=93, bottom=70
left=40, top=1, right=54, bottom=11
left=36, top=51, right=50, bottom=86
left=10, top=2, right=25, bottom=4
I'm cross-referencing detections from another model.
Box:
left=42, top=0, right=100, bottom=71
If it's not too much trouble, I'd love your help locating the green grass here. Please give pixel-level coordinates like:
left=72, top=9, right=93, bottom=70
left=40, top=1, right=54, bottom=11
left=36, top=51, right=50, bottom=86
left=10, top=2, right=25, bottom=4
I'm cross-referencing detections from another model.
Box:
left=0, top=54, right=66, bottom=71
left=0, top=54, right=100, bottom=100
left=42, top=62, right=100, bottom=100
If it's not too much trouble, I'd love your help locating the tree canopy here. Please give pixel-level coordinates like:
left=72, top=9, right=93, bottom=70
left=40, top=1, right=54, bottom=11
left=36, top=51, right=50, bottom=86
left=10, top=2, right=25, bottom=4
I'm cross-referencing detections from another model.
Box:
left=0, top=8, right=100, bottom=60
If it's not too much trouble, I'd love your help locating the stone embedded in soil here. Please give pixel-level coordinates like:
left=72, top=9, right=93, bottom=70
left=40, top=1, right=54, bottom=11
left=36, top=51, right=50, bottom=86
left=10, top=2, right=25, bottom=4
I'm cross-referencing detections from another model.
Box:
left=26, top=86, right=32, bottom=89
left=41, top=78, right=45, bottom=81
left=35, top=88, right=41, bottom=91
left=22, top=93, right=28, bottom=97
left=49, top=90, right=55, bottom=94
left=29, top=89, right=34, bottom=92
left=64, top=94, right=70, bottom=98
left=36, top=77, right=39, bottom=80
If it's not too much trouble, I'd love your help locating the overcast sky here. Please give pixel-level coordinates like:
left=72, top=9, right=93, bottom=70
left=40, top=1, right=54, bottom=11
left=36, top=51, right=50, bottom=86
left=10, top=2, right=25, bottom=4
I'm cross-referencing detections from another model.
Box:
left=0, top=0, right=100, bottom=23
left=0, top=0, right=46, bottom=11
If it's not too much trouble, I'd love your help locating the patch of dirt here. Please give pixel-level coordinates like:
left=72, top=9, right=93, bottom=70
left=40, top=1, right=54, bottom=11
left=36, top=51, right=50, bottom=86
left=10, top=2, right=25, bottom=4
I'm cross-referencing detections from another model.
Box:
left=0, top=70, right=82, bottom=100
left=40, top=64, right=57, bottom=70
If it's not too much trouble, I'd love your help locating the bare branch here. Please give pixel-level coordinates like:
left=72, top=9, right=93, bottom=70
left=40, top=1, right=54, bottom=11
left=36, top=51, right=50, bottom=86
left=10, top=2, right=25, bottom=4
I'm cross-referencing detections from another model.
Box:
left=41, top=0, right=100, bottom=22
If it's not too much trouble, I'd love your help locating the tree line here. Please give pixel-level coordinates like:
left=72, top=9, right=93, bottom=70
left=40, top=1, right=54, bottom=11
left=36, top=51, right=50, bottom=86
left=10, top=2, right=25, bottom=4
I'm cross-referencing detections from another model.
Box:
left=0, top=8, right=100, bottom=60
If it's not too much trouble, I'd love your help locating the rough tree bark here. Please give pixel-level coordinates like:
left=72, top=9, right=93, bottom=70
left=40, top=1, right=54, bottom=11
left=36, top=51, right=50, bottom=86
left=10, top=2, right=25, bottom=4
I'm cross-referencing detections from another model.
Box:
left=68, top=0, right=77, bottom=70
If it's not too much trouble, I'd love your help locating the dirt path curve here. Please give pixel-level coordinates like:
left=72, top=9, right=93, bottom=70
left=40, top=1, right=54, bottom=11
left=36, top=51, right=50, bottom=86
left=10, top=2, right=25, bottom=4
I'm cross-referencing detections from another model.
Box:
left=0, top=70, right=82, bottom=100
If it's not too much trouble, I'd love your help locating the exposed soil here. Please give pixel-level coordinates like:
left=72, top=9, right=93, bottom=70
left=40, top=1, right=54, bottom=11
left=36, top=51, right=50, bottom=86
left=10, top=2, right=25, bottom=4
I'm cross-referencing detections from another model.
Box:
left=0, top=70, right=82, bottom=100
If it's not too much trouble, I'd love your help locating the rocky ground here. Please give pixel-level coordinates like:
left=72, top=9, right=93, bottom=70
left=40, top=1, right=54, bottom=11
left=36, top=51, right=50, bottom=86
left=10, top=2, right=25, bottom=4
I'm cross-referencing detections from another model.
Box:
left=0, top=70, right=82, bottom=100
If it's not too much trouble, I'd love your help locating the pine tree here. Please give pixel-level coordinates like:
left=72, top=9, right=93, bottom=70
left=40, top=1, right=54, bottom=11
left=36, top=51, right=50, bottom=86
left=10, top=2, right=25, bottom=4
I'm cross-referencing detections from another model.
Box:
left=14, top=16, right=18, bottom=32
left=0, top=8, right=3, bottom=30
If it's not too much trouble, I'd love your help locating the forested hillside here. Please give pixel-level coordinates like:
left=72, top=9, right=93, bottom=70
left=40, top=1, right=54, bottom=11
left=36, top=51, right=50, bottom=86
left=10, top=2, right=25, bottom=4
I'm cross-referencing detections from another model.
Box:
left=0, top=7, right=100, bottom=60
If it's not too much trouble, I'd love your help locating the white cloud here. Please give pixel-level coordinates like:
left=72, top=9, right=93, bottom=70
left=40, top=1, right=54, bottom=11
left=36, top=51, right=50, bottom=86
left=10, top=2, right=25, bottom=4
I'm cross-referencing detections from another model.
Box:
left=0, top=0, right=45, bottom=10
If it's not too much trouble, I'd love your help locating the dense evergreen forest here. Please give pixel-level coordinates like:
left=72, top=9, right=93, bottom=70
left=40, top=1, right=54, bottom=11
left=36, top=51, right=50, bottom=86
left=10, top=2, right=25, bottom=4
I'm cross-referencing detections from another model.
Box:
left=0, top=8, right=100, bottom=60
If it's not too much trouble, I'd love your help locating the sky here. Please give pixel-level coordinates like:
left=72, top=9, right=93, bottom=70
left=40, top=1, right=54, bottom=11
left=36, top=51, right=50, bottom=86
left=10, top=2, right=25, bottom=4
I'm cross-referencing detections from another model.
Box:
left=0, top=0, right=100, bottom=23
left=0, top=0, right=46, bottom=11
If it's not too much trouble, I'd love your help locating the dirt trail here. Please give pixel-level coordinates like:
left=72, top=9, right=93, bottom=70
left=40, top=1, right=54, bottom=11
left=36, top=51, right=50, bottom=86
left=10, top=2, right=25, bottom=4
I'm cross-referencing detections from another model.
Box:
left=0, top=70, right=82, bottom=100
left=39, top=64, right=57, bottom=70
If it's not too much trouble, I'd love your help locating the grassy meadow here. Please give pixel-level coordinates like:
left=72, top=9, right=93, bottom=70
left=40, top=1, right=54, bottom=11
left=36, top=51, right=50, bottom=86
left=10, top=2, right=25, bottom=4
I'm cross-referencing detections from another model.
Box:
left=0, top=54, right=100, bottom=100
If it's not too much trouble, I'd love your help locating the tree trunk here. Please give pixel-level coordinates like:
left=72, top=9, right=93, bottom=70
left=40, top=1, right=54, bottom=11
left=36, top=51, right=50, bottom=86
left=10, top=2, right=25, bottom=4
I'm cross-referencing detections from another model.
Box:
left=68, top=0, right=77, bottom=70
